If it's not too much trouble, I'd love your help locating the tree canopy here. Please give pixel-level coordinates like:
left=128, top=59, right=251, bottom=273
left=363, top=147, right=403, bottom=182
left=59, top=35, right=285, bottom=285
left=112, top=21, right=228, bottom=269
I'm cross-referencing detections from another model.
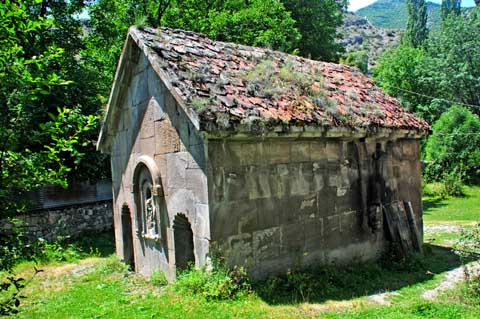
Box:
left=425, top=106, right=480, bottom=182
left=374, top=8, right=480, bottom=124
left=404, top=0, right=428, bottom=48
left=0, top=0, right=98, bottom=216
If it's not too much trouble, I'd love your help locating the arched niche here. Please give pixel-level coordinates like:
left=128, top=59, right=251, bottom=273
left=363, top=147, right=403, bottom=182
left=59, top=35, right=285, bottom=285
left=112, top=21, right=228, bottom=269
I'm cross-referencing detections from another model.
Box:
left=132, top=156, right=163, bottom=241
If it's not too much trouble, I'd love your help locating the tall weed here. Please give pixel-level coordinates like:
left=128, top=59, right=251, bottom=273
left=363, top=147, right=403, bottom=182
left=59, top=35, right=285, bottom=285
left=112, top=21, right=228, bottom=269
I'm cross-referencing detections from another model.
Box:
left=173, top=265, right=250, bottom=300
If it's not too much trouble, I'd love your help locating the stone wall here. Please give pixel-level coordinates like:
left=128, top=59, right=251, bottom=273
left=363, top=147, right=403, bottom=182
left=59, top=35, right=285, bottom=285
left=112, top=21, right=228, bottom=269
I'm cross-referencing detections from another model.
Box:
left=2, top=201, right=113, bottom=241
left=108, top=44, right=209, bottom=280
left=207, top=137, right=422, bottom=280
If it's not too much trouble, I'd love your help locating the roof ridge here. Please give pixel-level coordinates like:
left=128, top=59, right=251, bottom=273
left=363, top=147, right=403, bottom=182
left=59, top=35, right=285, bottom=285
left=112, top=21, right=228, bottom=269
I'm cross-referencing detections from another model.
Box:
left=100, top=25, right=430, bottom=149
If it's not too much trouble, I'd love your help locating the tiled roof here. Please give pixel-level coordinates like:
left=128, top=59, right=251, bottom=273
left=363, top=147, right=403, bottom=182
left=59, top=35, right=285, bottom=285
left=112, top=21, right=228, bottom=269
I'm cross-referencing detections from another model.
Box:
left=134, top=27, right=430, bottom=134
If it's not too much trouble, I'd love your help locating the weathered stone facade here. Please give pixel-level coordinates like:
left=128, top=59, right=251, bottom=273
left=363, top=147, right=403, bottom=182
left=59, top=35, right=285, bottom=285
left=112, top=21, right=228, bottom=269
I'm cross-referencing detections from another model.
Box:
left=1, top=201, right=113, bottom=241
left=208, top=138, right=422, bottom=279
left=98, top=27, right=429, bottom=281
left=106, top=45, right=208, bottom=280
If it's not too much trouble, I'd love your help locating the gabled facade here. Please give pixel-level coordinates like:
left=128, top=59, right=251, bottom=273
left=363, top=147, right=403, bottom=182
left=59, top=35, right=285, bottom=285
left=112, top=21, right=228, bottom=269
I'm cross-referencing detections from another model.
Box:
left=98, top=27, right=429, bottom=281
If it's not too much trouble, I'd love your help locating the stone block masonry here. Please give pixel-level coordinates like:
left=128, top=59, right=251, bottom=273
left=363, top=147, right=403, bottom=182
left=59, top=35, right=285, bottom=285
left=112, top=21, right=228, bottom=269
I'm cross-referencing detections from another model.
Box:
left=1, top=201, right=113, bottom=242
left=207, top=137, right=422, bottom=280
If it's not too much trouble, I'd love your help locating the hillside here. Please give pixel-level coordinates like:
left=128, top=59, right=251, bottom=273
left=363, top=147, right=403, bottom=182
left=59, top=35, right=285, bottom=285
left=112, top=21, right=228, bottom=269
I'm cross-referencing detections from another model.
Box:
left=339, top=13, right=401, bottom=71
left=355, top=0, right=442, bottom=29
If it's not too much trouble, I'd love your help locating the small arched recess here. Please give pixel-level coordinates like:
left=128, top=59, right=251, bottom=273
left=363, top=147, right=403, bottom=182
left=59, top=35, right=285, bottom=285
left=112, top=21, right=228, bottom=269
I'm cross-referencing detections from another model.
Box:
left=173, top=213, right=195, bottom=271
left=120, top=203, right=135, bottom=269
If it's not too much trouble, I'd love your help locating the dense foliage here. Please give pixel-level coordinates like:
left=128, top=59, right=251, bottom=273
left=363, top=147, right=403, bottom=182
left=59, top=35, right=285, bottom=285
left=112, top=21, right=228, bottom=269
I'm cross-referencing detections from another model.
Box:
left=404, top=0, right=428, bottom=48
left=375, top=9, right=480, bottom=123
left=162, top=0, right=301, bottom=52
left=424, top=106, right=480, bottom=182
left=375, top=7, right=480, bottom=183
left=280, top=0, right=347, bottom=61
left=0, top=0, right=100, bottom=217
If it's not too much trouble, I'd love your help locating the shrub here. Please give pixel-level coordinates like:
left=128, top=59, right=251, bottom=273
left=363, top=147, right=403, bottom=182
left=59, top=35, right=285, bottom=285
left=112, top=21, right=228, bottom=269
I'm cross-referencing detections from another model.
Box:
left=150, top=270, right=168, bottom=287
left=36, top=241, right=82, bottom=264
left=96, top=255, right=130, bottom=275
left=424, top=106, right=480, bottom=183
left=173, top=265, right=250, bottom=300
left=422, top=182, right=448, bottom=199
left=0, top=219, right=40, bottom=271
left=340, top=50, right=369, bottom=74
left=0, top=220, right=43, bottom=315
left=442, top=169, right=465, bottom=197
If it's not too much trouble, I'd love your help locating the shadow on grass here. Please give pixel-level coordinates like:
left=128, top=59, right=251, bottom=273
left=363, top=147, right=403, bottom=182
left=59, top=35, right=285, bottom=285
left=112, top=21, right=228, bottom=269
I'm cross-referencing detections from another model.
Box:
left=253, top=244, right=462, bottom=305
left=67, top=230, right=116, bottom=257
left=422, top=197, right=448, bottom=216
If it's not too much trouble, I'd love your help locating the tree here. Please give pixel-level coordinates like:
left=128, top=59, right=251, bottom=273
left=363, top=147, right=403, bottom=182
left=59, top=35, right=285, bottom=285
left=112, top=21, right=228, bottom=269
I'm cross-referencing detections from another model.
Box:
left=404, top=0, right=428, bottom=48
left=442, top=0, right=461, bottom=20
left=280, top=0, right=348, bottom=62
left=424, top=106, right=480, bottom=182
left=0, top=0, right=98, bottom=217
left=373, top=46, right=435, bottom=118
left=374, top=7, right=480, bottom=123
left=162, top=0, right=301, bottom=52
left=427, top=11, right=480, bottom=117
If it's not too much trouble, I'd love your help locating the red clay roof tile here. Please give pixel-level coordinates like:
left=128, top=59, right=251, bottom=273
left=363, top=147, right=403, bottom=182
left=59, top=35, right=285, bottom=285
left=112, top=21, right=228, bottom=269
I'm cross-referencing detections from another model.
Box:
left=134, top=26, right=430, bottom=133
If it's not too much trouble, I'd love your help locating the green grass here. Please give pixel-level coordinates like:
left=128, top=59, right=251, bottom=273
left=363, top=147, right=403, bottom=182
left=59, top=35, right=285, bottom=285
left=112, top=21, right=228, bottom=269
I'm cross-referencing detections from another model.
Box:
left=4, top=186, right=480, bottom=318
left=423, top=185, right=480, bottom=224
left=10, top=251, right=479, bottom=319
left=423, top=185, right=480, bottom=247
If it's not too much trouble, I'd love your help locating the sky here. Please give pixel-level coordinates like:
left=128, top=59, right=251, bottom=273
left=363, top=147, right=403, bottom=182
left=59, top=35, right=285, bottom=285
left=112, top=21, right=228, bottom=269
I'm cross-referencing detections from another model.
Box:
left=348, top=0, right=477, bottom=12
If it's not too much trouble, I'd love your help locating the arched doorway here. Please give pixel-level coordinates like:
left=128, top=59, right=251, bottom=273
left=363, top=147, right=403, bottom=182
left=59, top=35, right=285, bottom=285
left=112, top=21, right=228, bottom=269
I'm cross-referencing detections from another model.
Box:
left=121, top=204, right=135, bottom=269
left=173, top=214, right=195, bottom=271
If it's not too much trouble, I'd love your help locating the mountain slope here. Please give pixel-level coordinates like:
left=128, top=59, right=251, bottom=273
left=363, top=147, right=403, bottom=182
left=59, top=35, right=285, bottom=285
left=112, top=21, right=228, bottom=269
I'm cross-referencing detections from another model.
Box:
left=356, top=0, right=441, bottom=29
left=339, top=13, right=401, bottom=71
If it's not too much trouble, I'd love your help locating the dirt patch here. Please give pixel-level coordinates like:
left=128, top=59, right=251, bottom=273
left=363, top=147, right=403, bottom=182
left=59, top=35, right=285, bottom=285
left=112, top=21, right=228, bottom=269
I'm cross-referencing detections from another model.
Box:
left=366, top=291, right=399, bottom=305
left=21, top=258, right=99, bottom=297
left=424, top=225, right=460, bottom=233
left=36, top=258, right=98, bottom=278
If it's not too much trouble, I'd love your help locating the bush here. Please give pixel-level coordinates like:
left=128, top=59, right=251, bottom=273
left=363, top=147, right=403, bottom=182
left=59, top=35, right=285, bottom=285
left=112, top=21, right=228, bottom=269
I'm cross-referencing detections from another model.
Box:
left=96, top=255, right=130, bottom=275
left=340, top=50, right=369, bottom=74
left=36, top=241, right=83, bottom=264
left=173, top=265, right=250, bottom=300
left=422, top=182, right=448, bottom=199
left=0, top=220, right=43, bottom=315
left=442, top=169, right=465, bottom=197
left=0, top=219, right=40, bottom=271
left=424, top=106, right=480, bottom=183
left=150, top=270, right=168, bottom=287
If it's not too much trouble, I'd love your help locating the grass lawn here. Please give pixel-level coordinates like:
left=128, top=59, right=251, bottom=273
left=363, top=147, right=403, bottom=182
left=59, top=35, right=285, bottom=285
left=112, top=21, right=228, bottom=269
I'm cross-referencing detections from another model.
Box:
left=3, top=185, right=480, bottom=318
left=423, top=185, right=480, bottom=247
left=423, top=185, right=480, bottom=224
